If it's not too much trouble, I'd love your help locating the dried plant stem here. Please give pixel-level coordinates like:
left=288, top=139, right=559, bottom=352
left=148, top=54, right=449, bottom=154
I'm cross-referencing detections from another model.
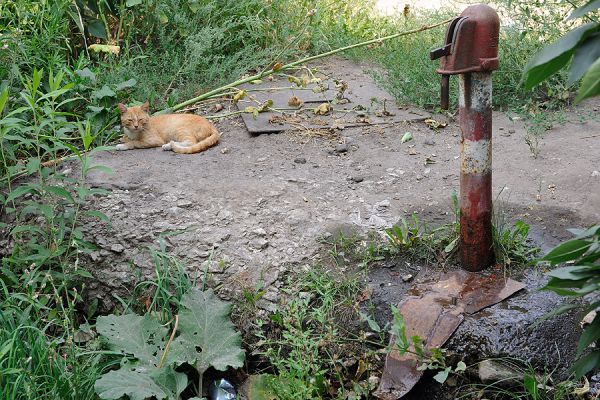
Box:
left=161, top=18, right=452, bottom=114
left=158, top=314, right=180, bottom=368
left=1, top=154, right=79, bottom=183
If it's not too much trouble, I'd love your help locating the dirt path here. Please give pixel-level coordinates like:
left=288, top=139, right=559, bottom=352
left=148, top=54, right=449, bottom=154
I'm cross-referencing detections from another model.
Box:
left=80, top=58, right=600, bottom=309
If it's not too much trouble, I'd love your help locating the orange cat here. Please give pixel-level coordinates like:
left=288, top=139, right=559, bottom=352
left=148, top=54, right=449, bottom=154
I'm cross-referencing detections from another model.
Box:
left=116, top=102, right=220, bottom=154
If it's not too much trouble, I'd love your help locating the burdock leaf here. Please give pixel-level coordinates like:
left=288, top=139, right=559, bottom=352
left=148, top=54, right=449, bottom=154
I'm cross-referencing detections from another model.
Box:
left=166, top=289, right=245, bottom=374
left=95, top=369, right=167, bottom=400
left=96, top=314, right=167, bottom=367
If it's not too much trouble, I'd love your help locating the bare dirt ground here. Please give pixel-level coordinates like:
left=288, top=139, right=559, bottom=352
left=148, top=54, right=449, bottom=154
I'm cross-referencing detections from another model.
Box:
left=79, top=57, right=600, bottom=311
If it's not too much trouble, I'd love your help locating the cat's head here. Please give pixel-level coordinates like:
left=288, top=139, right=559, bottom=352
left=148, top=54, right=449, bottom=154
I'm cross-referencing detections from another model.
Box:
left=118, top=101, right=150, bottom=139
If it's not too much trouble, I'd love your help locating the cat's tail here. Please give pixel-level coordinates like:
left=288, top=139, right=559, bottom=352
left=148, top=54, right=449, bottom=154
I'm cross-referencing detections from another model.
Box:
left=171, top=126, right=220, bottom=154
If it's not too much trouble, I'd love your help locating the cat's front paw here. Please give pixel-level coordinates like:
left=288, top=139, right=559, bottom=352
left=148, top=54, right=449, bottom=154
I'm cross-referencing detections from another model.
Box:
left=115, top=144, right=129, bottom=151
left=162, top=142, right=173, bottom=151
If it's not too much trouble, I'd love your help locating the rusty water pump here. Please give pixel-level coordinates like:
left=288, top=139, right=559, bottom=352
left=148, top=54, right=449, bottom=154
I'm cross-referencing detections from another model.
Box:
left=430, top=4, right=500, bottom=272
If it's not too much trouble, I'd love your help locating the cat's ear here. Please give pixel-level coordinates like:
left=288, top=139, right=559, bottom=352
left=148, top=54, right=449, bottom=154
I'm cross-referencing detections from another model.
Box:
left=117, top=103, right=128, bottom=114
left=141, top=101, right=150, bottom=112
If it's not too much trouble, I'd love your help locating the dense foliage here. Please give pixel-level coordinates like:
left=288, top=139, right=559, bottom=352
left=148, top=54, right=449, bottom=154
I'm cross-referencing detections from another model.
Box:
left=0, top=0, right=594, bottom=398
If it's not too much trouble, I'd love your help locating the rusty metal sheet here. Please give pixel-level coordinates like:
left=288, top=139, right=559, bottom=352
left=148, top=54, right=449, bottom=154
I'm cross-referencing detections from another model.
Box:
left=236, top=74, right=430, bottom=133
left=374, top=270, right=525, bottom=399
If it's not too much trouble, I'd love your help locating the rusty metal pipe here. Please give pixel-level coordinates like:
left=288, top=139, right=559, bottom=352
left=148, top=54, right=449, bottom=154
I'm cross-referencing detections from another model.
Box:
left=459, top=72, right=494, bottom=271
left=441, top=74, right=450, bottom=110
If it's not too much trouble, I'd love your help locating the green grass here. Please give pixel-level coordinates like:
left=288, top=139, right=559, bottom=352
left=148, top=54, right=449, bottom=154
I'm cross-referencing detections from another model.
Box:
left=254, top=266, right=380, bottom=399
left=459, top=358, right=579, bottom=400
left=0, top=305, right=112, bottom=400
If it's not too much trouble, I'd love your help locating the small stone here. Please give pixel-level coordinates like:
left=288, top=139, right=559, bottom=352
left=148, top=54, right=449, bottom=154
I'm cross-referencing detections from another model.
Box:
left=217, top=209, right=232, bottom=219
left=424, top=139, right=436, bottom=146
left=252, top=228, right=267, bottom=237
left=374, top=199, right=390, bottom=210
left=478, top=360, right=521, bottom=384
left=176, top=199, right=193, bottom=208
left=110, top=244, right=125, bottom=253
left=220, top=147, right=230, bottom=154
left=342, top=358, right=357, bottom=368
left=508, top=129, right=515, bottom=134
left=350, top=176, right=364, bottom=183
left=249, top=237, right=269, bottom=250
left=368, top=215, right=387, bottom=228
left=294, top=157, right=307, bottom=164
left=402, top=274, right=413, bottom=282
left=90, top=251, right=102, bottom=262
left=166, top=206, right=182, bottom=216
left=368, top=375, right=380, bottom=388
left=335, top=143, right=349, bottom=153
left=592, top=170, right=600, bottom=177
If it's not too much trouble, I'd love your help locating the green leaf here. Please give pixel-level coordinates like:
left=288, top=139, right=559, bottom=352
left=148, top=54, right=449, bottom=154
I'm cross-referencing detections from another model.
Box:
left=411, top=335, right=424, bottom=357
left=433, top=367, right=450, bottom=384
left=523, top=23, right=598, bottom=90
left=115, top=79, right=137, bottom=91
left=575, top=57, right=600, bottom=103
left=45, top=185, right=75, bottom=203
left=577, top=313, right=600, bottom=356
left=26, top=157, right=40, bottom=174
left=126, top=0, right=143, bottom=6
left=0, top=87, right=8, bottom=114
left=87, top=19, right=107, bottom=39
left=92, top=86, right=117, bottom=101
left=544, top=283, right=597, bottom=296
left=455, top=361, right=467, bottom=372
left=158, top=12, right=169, bottom=24
left=84, top=210, right=111, bottom=224
left=95, top=369, right=168, bottom=400
left=75, top=68, right=97, bottom=82
left=390, top=305, right=408, bottom=354
left=5, top=184, right=38, bottom=203
left=188, top=0, right=201, bottom=13
left=546, top=265, right=597, bottom=280
left=542, top=239, right=592, bottom=264
left=569, top=0, right=600, bottom=19
left=167, top=289, right=245, bottom=373
left=96, top=314, right=167, bottom=366
left=537, top=303, right=580, bottom=326
left=572, top=225, right=600, bottom=239
left=359, top=311, right=381, bottom=332
left=569, top=349, right=600, bottom=378
left=150, top=367, right=188, bottom=399
left=444, top=237, right=458, bottom=253
left=87, top=105, right=105, bottom=113
left=568, top=34, right=600, bottom=85
left=245, top=374, right=279, bottom=400
left=89, top=44, right=120, bottom=55
left=524, top=373, right=538, bottom=399
left=401, top=132, right=413, bottom=143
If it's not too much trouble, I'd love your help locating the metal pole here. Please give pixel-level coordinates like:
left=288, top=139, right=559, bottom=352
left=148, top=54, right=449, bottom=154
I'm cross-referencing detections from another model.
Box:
left=459, top=72, right=494, bottom=271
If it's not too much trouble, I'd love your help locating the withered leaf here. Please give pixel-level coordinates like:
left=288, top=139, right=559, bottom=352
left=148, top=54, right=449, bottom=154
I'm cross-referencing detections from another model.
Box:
left=314, top=103, right=331, bottom=115
left=288, top=96, right=302, bottom=107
